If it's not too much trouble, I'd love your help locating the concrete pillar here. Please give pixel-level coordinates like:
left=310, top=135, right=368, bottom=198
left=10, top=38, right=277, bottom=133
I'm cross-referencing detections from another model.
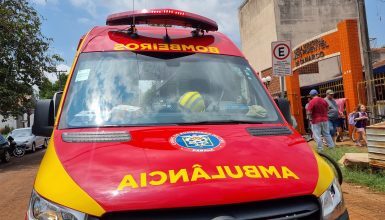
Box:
left=338, top=20, right=364, bottom=134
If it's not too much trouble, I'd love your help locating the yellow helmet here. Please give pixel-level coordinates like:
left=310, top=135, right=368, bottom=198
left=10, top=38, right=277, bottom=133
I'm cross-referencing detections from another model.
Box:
left=179, top=91, right=205, bottom=112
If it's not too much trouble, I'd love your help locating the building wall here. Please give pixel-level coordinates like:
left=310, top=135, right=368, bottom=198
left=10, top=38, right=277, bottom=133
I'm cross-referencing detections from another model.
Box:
left=275, top=0, right=358, bottom=87
left=239, top=0, right=277, bottom=73
left=261, top=68, right=281, bottom=95
left=300, top=56, right=341, bottom=87
left=0, top=115, right=17, bottom=130
left=275, top=0, right=358, bottom=46
left=239, top=0, right=359, bottom=88
left=0, top=113, right=34, bottom=131
left=372, top=48, right=385, bottom=62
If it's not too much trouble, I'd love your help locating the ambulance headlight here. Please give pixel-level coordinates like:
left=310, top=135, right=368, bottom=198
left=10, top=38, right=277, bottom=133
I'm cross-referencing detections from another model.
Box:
left=28, top=190, right=86, bottom=220
left=319, top=179, right=345, bottom=219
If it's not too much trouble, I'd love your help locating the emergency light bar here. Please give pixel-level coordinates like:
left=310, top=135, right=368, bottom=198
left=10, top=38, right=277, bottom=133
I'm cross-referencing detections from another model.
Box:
left=106, top=9, right=218, bottom=32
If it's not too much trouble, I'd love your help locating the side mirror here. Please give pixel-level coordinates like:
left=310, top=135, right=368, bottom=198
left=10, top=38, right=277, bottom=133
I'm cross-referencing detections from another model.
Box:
left=274, top=98, right=293, bottom=126
left=32, top=99, right=54, bottom=137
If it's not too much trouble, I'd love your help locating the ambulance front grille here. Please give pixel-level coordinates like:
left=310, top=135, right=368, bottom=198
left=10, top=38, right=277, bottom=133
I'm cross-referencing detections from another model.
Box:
left=95, top=196, right=320, bottom=220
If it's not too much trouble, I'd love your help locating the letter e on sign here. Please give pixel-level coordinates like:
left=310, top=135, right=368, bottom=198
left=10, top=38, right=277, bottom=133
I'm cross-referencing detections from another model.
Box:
left=272, top=41, right=292, bottom=76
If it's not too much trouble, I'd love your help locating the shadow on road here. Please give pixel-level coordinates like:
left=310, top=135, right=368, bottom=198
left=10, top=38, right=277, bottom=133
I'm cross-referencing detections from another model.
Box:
left=0, top=148, right=46, bottom=173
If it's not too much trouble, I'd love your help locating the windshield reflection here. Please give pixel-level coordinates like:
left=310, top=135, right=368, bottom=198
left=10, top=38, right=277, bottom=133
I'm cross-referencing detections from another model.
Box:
left=59, top=52, right=281, bottom=128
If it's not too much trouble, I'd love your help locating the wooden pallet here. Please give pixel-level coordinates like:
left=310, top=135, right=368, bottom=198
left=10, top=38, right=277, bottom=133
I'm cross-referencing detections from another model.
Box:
left=366, top=122, right=385, bottom=169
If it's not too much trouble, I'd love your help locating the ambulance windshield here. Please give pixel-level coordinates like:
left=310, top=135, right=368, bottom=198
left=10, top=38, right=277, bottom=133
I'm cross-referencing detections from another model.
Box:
left=59, top=52, right=282, bottom=128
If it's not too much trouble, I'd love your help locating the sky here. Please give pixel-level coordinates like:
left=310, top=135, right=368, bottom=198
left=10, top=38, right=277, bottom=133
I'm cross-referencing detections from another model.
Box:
left=31, top=0, right=385, bottom=78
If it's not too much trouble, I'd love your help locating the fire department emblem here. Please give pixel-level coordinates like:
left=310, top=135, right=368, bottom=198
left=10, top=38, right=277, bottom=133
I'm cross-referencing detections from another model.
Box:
left=170, top=131, right=225, bottom=152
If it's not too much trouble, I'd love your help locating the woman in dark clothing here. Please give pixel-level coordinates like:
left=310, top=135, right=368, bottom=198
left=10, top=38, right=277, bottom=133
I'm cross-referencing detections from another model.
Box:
left=354, top=104, right=368, bottom=147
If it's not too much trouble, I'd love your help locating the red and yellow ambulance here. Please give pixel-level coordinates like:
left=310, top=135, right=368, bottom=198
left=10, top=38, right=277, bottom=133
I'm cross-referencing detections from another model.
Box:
left=28, top=9, right=348, bottom=220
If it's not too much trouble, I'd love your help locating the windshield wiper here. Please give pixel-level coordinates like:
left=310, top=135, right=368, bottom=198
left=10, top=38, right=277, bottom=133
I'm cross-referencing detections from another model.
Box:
left=176, top=120, right=264, bottom=125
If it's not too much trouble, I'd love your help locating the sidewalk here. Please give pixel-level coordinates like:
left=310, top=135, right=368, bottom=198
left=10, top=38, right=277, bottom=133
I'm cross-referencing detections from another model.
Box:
left=305, top=134, right=368, bottom=152
left=335, top=138, right=368, bottom=151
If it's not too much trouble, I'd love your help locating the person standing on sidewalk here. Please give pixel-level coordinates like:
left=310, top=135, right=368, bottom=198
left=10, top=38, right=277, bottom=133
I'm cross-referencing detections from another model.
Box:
left=335, top=97, right=347, bottom=142
left=354, top=104, right=368, bottom=147
left=306, top=89, right=335, bottom=151
left=305, top=96, right=312, bottom=135
left=324, top=89, right=340, bottom=143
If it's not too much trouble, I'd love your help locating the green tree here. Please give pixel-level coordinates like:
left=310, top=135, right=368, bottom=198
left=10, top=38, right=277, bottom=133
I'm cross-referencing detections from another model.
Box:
left=0, top=0, right=62, bottom=119
left=39, top=73, right=68, bottom=99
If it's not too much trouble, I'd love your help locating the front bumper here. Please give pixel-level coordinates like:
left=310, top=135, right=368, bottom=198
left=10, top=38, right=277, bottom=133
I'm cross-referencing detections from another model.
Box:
left=19, top=143, right=32, bottom=150
left=15, top=144, right=30, bottom=151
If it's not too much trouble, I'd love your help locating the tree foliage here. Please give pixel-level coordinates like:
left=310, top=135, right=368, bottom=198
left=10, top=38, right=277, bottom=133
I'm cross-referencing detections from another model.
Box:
left=0, top=0, right=62, bottom=118
left=39, top=73, right=68, bottom=99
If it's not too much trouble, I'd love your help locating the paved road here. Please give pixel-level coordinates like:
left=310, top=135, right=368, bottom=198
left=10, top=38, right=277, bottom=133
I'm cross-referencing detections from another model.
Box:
left=1, top=149, right=385, bottom=220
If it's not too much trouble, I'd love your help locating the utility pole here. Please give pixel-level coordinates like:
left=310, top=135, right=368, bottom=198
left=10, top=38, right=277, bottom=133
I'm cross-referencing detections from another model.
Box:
left=55, top=70, right=68, bottom=90
left=357, top=0, right=376, bottom=113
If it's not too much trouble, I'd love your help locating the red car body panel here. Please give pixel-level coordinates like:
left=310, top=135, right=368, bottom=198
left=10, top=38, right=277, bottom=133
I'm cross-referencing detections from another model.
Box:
left=54, top=125, right=318, bottom=212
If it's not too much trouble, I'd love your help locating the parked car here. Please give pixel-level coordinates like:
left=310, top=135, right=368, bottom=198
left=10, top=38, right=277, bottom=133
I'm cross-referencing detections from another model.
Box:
left=0, top=134, right=11, bottom=163
left=8, top=128, right=48, bottom=152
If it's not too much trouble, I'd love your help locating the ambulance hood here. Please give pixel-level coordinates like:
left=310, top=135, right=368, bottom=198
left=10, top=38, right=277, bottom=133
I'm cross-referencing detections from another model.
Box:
left=53, top=125, right=319, bottom=212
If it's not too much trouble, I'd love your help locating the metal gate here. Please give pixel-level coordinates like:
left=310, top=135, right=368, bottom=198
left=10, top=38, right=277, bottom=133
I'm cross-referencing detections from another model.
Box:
left=319, top=78, right=344, bottom=98
left=357, top=73, right=385, bottom=123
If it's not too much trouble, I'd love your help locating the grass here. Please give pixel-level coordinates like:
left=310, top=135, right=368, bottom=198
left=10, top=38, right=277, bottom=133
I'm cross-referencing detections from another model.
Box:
left=322, top=146, right=366, bottom=161
left=322, top=145, right=385, bottom=192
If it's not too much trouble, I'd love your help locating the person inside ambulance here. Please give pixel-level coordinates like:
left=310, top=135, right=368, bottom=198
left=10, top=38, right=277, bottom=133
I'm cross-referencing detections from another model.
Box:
left=178, top=91, right=206, bottom=113
left=171, top=63, right=268, bottom=120
left=177, top=89, right=267, bottom=119
left=171, top=73, right=211, bottom=123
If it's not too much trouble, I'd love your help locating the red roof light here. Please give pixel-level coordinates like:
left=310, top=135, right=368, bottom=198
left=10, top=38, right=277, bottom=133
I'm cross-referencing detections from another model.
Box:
left=106, top=8, right=218, bottom=32
left=150, top=9, right=185, bottom=16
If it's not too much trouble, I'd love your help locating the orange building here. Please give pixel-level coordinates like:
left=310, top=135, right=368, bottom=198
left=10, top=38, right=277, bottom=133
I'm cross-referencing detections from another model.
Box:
left=286, top=20, right=364, bottom=134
